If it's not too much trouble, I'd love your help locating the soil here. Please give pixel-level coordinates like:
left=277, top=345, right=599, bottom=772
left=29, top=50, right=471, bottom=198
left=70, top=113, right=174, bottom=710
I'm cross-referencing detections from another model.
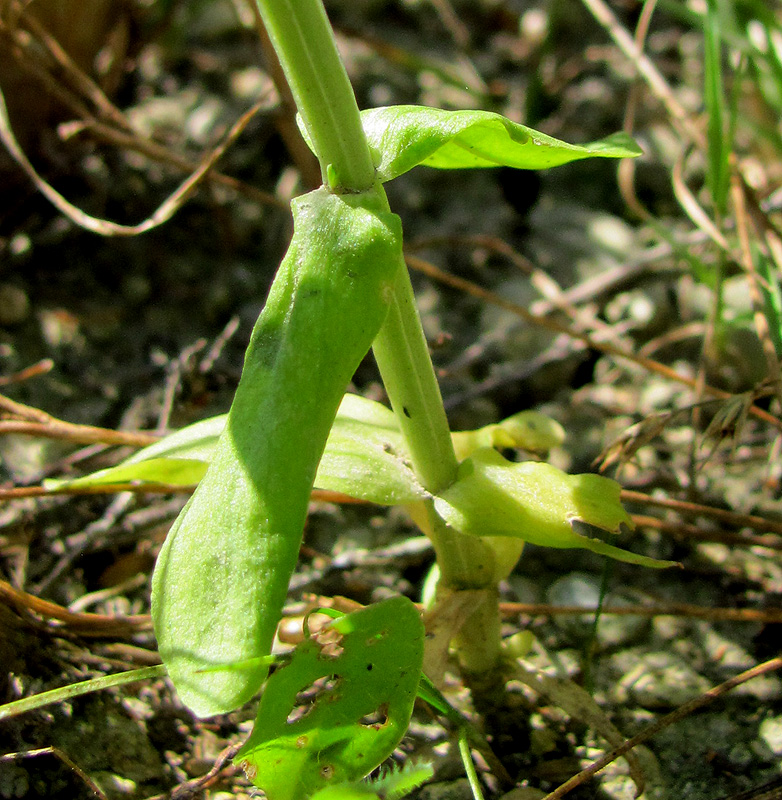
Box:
left=2, top=1, right=782, bottom=799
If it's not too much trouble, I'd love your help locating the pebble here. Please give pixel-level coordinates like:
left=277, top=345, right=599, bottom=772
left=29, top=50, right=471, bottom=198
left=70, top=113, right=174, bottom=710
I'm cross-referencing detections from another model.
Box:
left=613, top=650, right=711, bottom=709
left=417, top=778, right=473, bottom=800
left=759, top=716, right=782, bottom=756
left=0, top=283, right=30, bottom=326
left=92, top=772, right=137, bottom=796
left=545, top=572, right=649, bottom=648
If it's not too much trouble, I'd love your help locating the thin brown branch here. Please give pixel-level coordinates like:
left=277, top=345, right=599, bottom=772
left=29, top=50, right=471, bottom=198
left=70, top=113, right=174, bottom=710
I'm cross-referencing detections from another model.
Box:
left=0, top=85, right=275, bottom=236
left=405, top=253, right=782, bottom=432
left=541, top=656, right=782, bottom=800
left=622, top=488, right=782, bottom=537
left=500, top=601, right=782, bottom=624
left=631, top=513, right=782, bottom=551
left=0, top=359, right=53, bottom=387
left=0, top=579, right=151, bottom=637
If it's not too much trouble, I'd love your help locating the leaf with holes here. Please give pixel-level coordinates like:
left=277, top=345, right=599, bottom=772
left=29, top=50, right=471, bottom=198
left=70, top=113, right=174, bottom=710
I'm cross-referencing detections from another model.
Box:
left=234, top=596, right=424, bottom=800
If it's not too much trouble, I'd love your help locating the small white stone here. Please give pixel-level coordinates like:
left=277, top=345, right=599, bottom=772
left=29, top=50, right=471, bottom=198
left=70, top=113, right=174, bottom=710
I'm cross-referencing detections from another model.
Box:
left=759, top=716, right=782, bottom=755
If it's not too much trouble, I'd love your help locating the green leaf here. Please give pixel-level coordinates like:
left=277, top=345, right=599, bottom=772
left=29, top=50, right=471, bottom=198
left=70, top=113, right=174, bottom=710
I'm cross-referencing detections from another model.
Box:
left=46, top=456, right=209, bottom=491
left=44, top=415, right=224, bottom=491
left=235, top=596, right=424, bottom=800
left=317, top=394, right=426, bottom=504
left=359, top=105, right=642, bottom=182
left=434, top=449, right=675, bottom=569
left=452, top=410, right=565, bottom=461
left=50, top=404, right=562, bottom=503
left=704, top=0, right=731, bottom=213
left=152, top=187, right=404, bottom=717
left=49, top=395, right=426, bottom=506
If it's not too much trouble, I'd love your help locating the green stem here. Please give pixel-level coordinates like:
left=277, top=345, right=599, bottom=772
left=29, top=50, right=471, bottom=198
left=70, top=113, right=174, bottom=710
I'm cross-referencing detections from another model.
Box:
left=371, top=269, right=458, bottom=494
left=254, top=0, right=459, bottom=495
left=0, top=666, right=167, bottom=721
left=253, top=0, right=375, bottom=191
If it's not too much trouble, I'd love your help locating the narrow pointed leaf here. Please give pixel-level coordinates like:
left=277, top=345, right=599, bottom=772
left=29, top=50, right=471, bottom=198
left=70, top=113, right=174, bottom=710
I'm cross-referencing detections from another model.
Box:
left=358, top=105, right=642, bottom=182
left=43, top=415, right=224, bottom=491
left=48, top=395, right=426, bottom=505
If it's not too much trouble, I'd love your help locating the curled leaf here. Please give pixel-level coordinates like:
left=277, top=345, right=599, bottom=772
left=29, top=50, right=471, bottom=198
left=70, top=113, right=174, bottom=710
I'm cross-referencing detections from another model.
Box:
left=452, top=410, right=565, bottom=461
left=434, top=449, right=675, bottom=569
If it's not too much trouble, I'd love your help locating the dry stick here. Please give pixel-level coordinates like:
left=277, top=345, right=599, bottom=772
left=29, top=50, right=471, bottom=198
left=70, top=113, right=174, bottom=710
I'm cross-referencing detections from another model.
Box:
left=199, top=315, right=241, bottom=374
left=631, top=513, right=782, bottom=551
left=671, top=148, right=731, bottom=251
left=0, top=392, right=158, bottom=447
left=0, top=359, right=53, bottom=387
left=34, top=490, right=139, bottom=596
left=76, top=118, right=283, bottom=209
left=0, top=579, right=151, bottom=636
left=500, top=601, right=782, bottom=625
left=405, top=253, right=782, bottom=432
left=541, top=656, right=782, bottom=800
left=0, top=86, right=273, bottom=236
left=156, top=338, right=209, bottom=434
left=142, top=743, right=242, bottom=800
left=0, top=392, right=52, bottom=424
left=622, top=488, right=782, bottom=534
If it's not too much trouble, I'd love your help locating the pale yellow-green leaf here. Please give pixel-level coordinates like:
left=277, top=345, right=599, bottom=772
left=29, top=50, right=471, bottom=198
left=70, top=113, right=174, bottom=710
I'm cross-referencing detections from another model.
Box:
left=434, top=449, right=675, bottom=568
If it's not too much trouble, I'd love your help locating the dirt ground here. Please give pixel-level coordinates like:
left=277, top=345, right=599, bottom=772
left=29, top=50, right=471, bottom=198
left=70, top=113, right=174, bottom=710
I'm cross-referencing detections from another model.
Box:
left=2, top=1, right=782, bottom=799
